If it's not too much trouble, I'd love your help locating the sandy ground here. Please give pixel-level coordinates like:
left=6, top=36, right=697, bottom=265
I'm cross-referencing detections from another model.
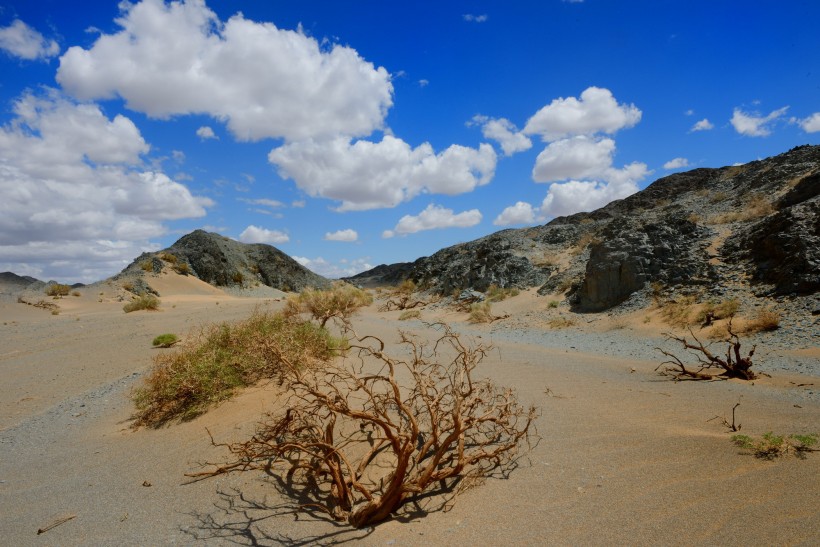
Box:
left=1, top=278, right=818, bottom=546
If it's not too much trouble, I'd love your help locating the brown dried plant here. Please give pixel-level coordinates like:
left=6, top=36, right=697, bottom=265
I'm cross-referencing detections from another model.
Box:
left=656, top=318, right=757, bottom=380
left=189, top=324, right=537, bottom=528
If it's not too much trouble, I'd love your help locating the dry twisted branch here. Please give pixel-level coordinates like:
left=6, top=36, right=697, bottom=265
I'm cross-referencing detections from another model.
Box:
left=189, top=323, right=537, bottom=528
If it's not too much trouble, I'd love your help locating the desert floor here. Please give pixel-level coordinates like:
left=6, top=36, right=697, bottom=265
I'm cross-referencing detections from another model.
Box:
left=1, top=277, right=818, bottom=546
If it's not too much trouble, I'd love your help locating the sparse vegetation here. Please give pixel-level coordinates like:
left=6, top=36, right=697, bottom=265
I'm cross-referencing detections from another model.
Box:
left=45, top=284, right=71, bottom=297
left=189, top=324, right=536, bottom=528
left=231, top=271, right=244, bottom=285
left=709, top=193, right=775, bottom=224
left=732, top=432, right=818, bottom=460
left=656, top=319, right=757, bottom=380
left=468, top=301, right=494, bottom=323
left=548, top=300, right=559, bottom=308
left=140, top=260, right=154, bottom=272
left=132, top=310, right=345, bottom=426
left=571, top=232, right=601, bottom=255
left=548, top=316, right=576, bottom=329
left=174, top=262, right=191, bottom=275
left=743, top=307, right=781, bottom=333
left=398, top=310, right=421, bottom=321
left=285, top=282, right=373, bottom=328
left=695, top=298, right=740, bottom=326
left=486, top=283, right=520, bottom=302
left=71, top=290, right=81, bottom=297
left=121, top=281, right=134, bottom=292
left=379, top=280, right=425, bottom=311
left=159, top=252, right=178, bottom=264
left=152, top=333, right=179, bottom=348
left=123, top=294, right=160, bottom=313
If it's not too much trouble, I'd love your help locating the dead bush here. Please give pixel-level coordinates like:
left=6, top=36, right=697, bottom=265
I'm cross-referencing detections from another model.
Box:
left=743, top=307, right=781, bottom=333
left=379, top=280, right=425, bottom=312
left=656, top=319, right=757, bottom=380
left=190, top=324, right=537, bottom=528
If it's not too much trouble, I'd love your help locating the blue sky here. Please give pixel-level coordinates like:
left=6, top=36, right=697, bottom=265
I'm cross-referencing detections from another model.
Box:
left=0, top=0, right=818, bottom=283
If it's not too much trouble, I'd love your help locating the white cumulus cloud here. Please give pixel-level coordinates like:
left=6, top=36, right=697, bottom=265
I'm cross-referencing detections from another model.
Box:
left=57, top=0, right=393, bottom=142
left=383, top=204, right=482, bottom=238
left=532, top=136, right=615, bottom=182
left=690, top=118, right=714, bottom=132
left=523, top=86, right=641, bottom=141
left=293, top=256, right=373, bottom=279
left=269, top=136, right=496, bottom=211
left=324, top=229, right=358, bottom=242
left=730, top=106, right=789, bottom=137
left=0, top=90, right=211, bottom=282
left=663, top=157, right=689, bottom=170
left=238, top=225, right=289, bottom=245
left=0, top=19, right=60, bottom=60
left=493, top=202, right=535, bottom=226
left=472, top=116, right=532, bottom=156
left=798, top=113, right=820, bottom=133
left=539, top=176, right=639, bottom=219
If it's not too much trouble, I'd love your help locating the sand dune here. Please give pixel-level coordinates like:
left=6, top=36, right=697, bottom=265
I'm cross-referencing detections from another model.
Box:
left=0, top=281, right=817, bottom=545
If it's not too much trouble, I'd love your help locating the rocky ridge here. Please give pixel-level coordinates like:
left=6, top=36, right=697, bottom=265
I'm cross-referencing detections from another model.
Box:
left=119, top=230, right=331, bottom=294
left=347, top=145, right=820, bottom=312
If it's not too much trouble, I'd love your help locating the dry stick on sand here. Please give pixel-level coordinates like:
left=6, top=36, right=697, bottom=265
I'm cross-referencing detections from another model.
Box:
left=188, top=323, right=537, bottom=528
left=37, top=514, right=76, bottom=535
left=656, top=318, right=757, bottom=381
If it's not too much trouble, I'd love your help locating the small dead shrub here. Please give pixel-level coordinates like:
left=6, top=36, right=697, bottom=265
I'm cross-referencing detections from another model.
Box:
left=159, top=252, right=178, bottom=264
left=485, top=284, right=519, bottom=302
left=140, top=260, right=154, bottom=272
left=743, top=307, right=780, bottom=333
left=658, top=295, right=698, bottom=328
left=548, top=316, right=576, bottom=329
left=656, top=319, right=757, bottom=380
left=190, top=325, right=537, bottom=528
left=174, top=262, right=192, bottom=275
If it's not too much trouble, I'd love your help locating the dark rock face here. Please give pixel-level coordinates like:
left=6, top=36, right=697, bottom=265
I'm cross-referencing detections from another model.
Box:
left=350, top=145, right=820, bottom=310
left=406, top=232, right=553, bottom=294
left=576, top=216, right=715, bottom=311
left=723, top=193, right=820, bottom=296
left=123, top=230, right=330, bottom=292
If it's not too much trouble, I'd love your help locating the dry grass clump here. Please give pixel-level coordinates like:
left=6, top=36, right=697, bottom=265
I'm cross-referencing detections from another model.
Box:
left=139, top=260, right=154, bottom=272
left=658, top=295, right=698, bottom=328
left=173, top=262, right=192, bottom=275
left=744, top=307, right=781, bottom=332
left=695, top=298, right=740, bottom=325
left=398, top=310, right=421, bottom=321
left=548, top=316, right=576, bottom=329
left=571, top=232, right=601, bottom=255
left=468, top=301, right=494, bottom=323
left=485, top=283, right=520, bottom=302
left=123, top=294, right=160, bottom=313
left=132, top=311, right=344, bottom=426
left=159, top=252, right=178, bottom=264
left=732, top=432, right=818, bottom=460
left=285, top=282, right=373, bottom=328
left=45, top=284, right=71, bottom=297
left=709, top=193, right=775, bottom=224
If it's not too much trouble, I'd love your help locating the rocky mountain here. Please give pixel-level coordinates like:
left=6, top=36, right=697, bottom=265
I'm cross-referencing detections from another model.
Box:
left=347, top=145, right=820, bottom=311
left=121, top=230, right=331, bottom=292
left=0, top=272, right=42, bottom=294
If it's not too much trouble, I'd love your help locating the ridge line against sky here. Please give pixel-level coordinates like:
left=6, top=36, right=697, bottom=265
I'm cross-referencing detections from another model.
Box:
left=0, top=0, right=818, bottom=283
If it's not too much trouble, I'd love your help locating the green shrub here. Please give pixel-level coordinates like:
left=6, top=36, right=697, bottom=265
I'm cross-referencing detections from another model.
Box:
left=732, top=432, right=818, bottom=460
left=132, top=311, right=345, bottom=426
left=152, top=333, right=179, bottom=348
left=548, top=300, right=559, bottom=309
left=45, top=284, right=71, bottom=297
left=123, top=294, right=160, bottom=313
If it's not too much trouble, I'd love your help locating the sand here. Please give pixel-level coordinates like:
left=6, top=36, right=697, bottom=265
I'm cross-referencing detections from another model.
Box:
left=1, top=278, right=818, bottom=546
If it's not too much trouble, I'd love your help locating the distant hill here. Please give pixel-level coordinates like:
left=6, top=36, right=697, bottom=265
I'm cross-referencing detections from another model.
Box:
left=348, top=145, right=820, bottom=311
left=121, top=230, right=331, bottom=293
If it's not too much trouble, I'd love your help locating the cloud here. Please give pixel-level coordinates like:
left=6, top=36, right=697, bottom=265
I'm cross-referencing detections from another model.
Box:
left=798, top=113, right=820, bottom=133
left=239, top=197, right=284, bottom=208
left=493, top=202, right=535, bottom=226
left=269, top=135, right=496, bottom=211
left=383, top=204, right=482, bottom=237
left=293, top=256, right=373, bottom=279
left=463, top=14, right=489, bottom=23
left=472, top=115, right=532, bottom=156
left=531, top=136, right=615, bottom=182
left=196, top=126, right=217, bottom=140
left=663, top=157, right=689, bottom=170
left=238, top=225, right=289, bottom=244
left=57, top=0, right=393, bottom=142
left=418, top=79, right=429, bottom=88
left=523, top=87, right=641, bottom=141
left=539, top=175, right=641, bottom=219
left=690, top=118, right=714, bottom=132
left=730, top=106, right=789, bottom=137
left=324, top=229, right=358, bottom=242
left=0, top=90, right=211, bottom=282
left=0, top=19, right=60, bottom=60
